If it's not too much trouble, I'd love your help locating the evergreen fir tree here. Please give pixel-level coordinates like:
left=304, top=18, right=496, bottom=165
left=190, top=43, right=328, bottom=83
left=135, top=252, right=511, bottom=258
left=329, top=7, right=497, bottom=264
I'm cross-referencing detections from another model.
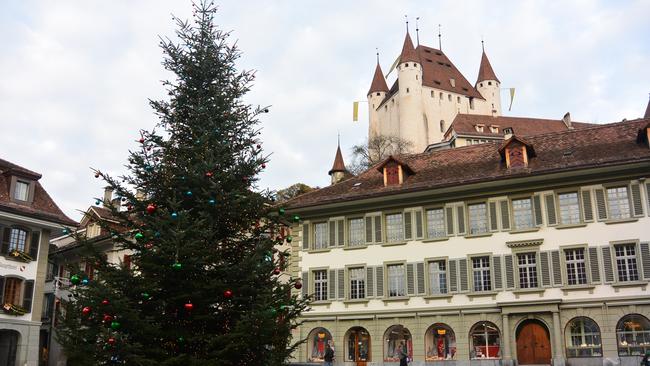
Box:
left=56, top=2, right=309, bottom=365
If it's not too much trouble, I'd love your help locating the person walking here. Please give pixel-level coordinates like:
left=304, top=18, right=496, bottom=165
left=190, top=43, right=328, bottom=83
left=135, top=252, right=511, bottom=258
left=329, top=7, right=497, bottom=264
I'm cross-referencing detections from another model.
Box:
left=641, top=351, right=650, bottom=366
left=324, top=343, right=334, bottom=366
left=398, top=342, right=409, bottom=366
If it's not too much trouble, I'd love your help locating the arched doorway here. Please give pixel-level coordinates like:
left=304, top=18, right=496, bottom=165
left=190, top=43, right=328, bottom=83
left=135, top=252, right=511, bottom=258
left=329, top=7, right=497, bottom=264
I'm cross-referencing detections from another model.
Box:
left=306, top=327, right=333, bottom=362
left=516, top=319, right=551, bottom=365
left=345, top=327, right=370, bottom=366
left=383, top=325, right=412, bottom=362
left=0, top=329, right=20, bottom=366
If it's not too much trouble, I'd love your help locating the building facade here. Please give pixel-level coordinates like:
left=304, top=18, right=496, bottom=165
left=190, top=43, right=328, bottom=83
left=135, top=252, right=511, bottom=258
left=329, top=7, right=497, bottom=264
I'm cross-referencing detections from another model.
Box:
left=286, top=119, right=650, bottom=366
left=0, top=158, right=76, bottom=366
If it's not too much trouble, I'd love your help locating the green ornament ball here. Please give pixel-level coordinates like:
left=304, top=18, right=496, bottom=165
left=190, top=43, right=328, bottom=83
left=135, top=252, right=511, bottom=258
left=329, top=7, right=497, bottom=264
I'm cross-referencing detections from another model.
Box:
left=286, top=235, right=293, bottom=243
left=70, top=274, right=80, bottom=285
left=172, top=262, right=182, bottom=270
left=134, top=232, right=144, bottom=240
left=111, top=321, right=121, bottom=330
left=142, top=292, right=150, bottom=300
left=278, top=208, right=285, bottom=215
left=292, top=214, right=300, bottom=222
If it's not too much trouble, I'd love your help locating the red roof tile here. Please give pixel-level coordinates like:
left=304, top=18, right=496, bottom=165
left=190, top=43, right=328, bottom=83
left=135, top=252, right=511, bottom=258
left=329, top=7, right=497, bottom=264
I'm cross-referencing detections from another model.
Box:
left=446, top=114, right=596, bottom=139
left=286, top=119, right=650, bottom=210
left=329, top=145, right=347, bottom=175
left=399, top=32, right=419, bottom=64
left=476, top=51, right=499, bottom=84
left=368, top=62, right=389, bottom=95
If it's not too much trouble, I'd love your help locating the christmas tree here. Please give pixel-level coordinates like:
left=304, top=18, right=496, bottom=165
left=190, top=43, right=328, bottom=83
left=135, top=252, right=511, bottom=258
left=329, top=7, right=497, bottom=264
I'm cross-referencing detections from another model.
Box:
left=56, top=2, right=309, bottom=365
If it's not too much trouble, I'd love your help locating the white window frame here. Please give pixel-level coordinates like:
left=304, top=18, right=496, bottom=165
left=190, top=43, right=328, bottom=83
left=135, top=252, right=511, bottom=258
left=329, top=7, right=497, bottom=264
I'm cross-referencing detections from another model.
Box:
left=517, top=252, right=538, bottom=289
left=564, top=248, right=588, bottom=285
left=613, top=243, right=639, bottom=282
left=558, top=192, right=581, bottom=225
left=348, top=267, right=365, bottom=299
left=606, top=186, right=631, bottom=220
left=14, top=181, right=29, bottom=201
left=428, top=259, right=448, bottom=295
left=313, top=222, right=329, bottom=249
left=387, top=263, right=406, bottom=297
left=471, top=256, right=492, bottom=292
left=512, top=197, right=534, bottom=230
left=468, top=202, right=489, bottom=235
left=385, top=213, right=404, bottom=243
left=426, top=208, right=446, bottom=239
left=348, top=218, right=365, bottom=247
left=313, top=270, right=328, bottom=301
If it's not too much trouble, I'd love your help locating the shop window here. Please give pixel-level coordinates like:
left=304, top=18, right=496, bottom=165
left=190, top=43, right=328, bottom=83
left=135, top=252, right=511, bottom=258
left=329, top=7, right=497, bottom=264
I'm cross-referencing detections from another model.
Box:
left=616, top=314, right=650, bottom=356
left=307, top=327, right=333, bottom=362
left=346, top=327, right=371, bottom=362
left=426, top=323, right=457, bottom=360
left=565, top=317, right=602, bottom=357
left=470, top=321, right=501, bottom=359
left=384, top=325, right=412, bottom=362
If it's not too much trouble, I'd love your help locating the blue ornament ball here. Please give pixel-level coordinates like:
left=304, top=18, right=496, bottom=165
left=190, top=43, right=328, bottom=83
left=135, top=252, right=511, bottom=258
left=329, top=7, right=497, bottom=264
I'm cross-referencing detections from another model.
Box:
left=208, top=199, right=216, bottom=205
left=81, top=278, right=89, bottom=285
left=171, top=212, right=178, bottom=219
left=185, top=191, right=192, bottom=197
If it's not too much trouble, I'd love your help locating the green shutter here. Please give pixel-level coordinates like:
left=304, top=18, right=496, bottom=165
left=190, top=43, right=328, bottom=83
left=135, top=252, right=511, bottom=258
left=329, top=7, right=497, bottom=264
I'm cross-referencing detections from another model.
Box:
left=545, top=194, right=557, bottom=226
left=415, top=211, right=423, bottom=239
left=492, top=255, right=503, bottom=290
left=375, top=266, right=384, bottom=297
left=23, top=279, right=35, bottom=312
left=302, top=224, right=310, bottom=250
left=504, top=255, right=515, bottom=289
left=500, top=200, right=511, bottom=230
left=366, top=267, right=375, bottom=297
left=406, top=263, right=415, bottom=295
left=374, top=216, right=382, bottom=243
left=416, top=262, right=425, bottom=294
left=0, top=276, right=4, bottom=304
left=446, top=207, right=455, bottom=235
left=29, top=231, right=40, bottom=260
left=301, top=271, right=309, bottom=297
left=458, top=259, right=468, bottom=292
left=328, top=269, right=336, bottom=300
left=448, top=259, right=458, bottom=293
left=328, top=222, right=336, bottom=248
left=601, top=246, right=614, bottom=283
left=594, top=188, right=608, bottom=220
left=540, top=251, right=551, bottom=287
left=337, top=220, right=344, bottom=246
left=588, top=247, right=601, bottom=284
left=639, top=243, right=650, bottom=280
left=630, top=184, right=644, bottom=217
left=365, top=217, right=373, bottom=243
left=404, top=212, right=413, bottom=240
left=489, top=202, right=498, bottom=231
left=456, top=206, right=466, bottom=235
left=646, top=183, right=650, bottom=216
left=581, top=189, right=594, bottom=222
left=533, top=195, right=543, bottom=226
left=1, top=228, right=10, bottom=254
left=551, top=250, right=562, bottom=286
left=337, top=269, right=345, bottom=299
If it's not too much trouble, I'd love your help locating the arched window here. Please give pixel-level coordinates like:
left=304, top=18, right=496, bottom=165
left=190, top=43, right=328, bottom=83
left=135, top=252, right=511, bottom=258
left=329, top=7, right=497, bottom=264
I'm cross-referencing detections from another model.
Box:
left=345, top=327, right=371, bottom=362
left=470, top=321, right=501, bottom=359
left=384, top=325, right=412, bottom=361
left=9, top=228, right=28, bottom=252
left=425, top=323, right=457, bottom=361
left=440, top=120, right=445, bottom=133
left=616, top=314, right=650, bottom=356
left=307, top=327, right=332, bottom=362
left=565, top=317, right=602, bottom=357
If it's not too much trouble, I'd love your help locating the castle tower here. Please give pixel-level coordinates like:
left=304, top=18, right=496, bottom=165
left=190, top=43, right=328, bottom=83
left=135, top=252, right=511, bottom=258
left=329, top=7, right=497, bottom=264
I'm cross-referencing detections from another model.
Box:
left=367, top=59, right=389, bottom=140
left=475, top=46, right=502, bottom=116
left=396, top=32, right=427, bottom=150
left=328, top=142, right=349, bottom=185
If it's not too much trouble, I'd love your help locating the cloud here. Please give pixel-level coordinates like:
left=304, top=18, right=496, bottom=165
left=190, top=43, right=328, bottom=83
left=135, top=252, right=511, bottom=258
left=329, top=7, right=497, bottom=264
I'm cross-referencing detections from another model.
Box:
left=0, top=0, right=649, bottom=221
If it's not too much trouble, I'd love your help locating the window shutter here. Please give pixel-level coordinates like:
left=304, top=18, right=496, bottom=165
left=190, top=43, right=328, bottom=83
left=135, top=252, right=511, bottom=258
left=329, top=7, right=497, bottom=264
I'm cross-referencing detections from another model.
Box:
left=1, top=228, right=10, bottom=254
left=407, top=263, right=415, bottom=295
left=365, top=217, right=373, bottom=243
left=302, top=224, right=310, bottom=250
left=646, top=183, right=650, bottom=215
left=416, top=262, right=425, bottom=294
left=328, top=269, right=336, bottom=300
left=301, top=271, right=309, bottom=297
left=23, top=280, right=35, bottom=312
left=458, top=259, right=469, bottom=292
left=29, top=231, right=40, bottom=260
left=551, top=250, right=562, bottom=286
left=594, top=188, right=608, bottom=220
left=445, top=207, right=455, bottom=235
left=581, top=189, right=594, bottom=222
left=374, top=216, right=382, bottom=243
left=630, top=183, right=644, bottom=217
left=366, top=267, right=375, bottom=297
left=545, top=194, right=557, bottom=226
left=456, top=206, right=466, bottom=235
left=337, top=269, right=345, bottom=299
left=404, top=212, right=413, bottom=240
left=639, top=242, right=650, bottom=280
left=448, top=259, right=458, bottom=293
left=0, top=276, right=4, bottom=304
left=489, top=202, right=498, bottom=231
left=375, top=266, right=384, bottom=297
left=540, top=251, right=552, bottom=287
left=329, top=222, right=336, bottom=248
left=533, top=195, right=543, bottom=226
left=415, top=211, right=423, bottom=239
left=500, top=200, right=511, bottom=230
left=601, top=246, right=614, bottom=283
left=588, top=247, right=601, bottom=284
left=337, top=220, right=345, bottom=246
left=504, top=255, right=515, bottom=289
left=492, top=256, right=503, bottom=290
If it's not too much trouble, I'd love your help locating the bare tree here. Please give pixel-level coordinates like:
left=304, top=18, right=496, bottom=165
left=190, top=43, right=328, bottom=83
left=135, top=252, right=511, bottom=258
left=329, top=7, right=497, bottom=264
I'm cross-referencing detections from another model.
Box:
left=348, top=135, right=413, bottom=175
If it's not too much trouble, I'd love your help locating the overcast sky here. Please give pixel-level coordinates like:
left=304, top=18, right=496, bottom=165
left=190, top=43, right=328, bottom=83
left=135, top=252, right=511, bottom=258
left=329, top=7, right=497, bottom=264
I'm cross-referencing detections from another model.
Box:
left=1, top=0, right=649, bottom=221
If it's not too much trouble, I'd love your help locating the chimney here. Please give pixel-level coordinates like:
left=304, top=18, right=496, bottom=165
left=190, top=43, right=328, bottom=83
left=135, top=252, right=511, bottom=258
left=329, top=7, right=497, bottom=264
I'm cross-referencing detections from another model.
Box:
left=103, top=187, right=113, bottom=208
left=503, top=127, right=514, bottom=140
left=562, top=112, right=573, bottom=129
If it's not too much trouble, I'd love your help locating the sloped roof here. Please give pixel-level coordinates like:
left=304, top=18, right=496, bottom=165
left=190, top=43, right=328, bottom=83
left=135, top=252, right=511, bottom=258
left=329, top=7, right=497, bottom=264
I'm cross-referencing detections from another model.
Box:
left=645, top=98, right=650, bottom=119
left=476, top=50, right=500, bottom=84
left=0, top=158, right=77, bottom=226
left=446, top=114, right=596, bottom=139
left=399, top=32, right=419, bottom=64
left=367, top=62, right=389, bottom=95
left=285, top=118, right=650, bottom=210
left=328, top=145, right=347, bottom=175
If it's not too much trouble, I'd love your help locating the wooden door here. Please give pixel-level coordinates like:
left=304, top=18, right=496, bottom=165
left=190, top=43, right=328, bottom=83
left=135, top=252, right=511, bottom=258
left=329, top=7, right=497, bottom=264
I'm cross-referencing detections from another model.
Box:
left=516, top=322, right=551, bottom=365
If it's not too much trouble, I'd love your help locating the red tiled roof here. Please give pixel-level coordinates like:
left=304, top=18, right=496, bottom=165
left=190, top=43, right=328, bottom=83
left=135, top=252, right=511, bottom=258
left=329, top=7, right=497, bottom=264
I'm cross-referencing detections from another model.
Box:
left=329, top=145, right=347, bottom=175
left=367, top=62, right=389, bottom=95
left=0, top=158, right=77, bottom=226
left=285, top=118, right=650, bottom=210
left=399, top=32, right=419, bottom=64
left=446, top=114, right=596, bottom=139
left=645, top=98, right=650, bottom=119
left=476, top=51, right=499, bottom=84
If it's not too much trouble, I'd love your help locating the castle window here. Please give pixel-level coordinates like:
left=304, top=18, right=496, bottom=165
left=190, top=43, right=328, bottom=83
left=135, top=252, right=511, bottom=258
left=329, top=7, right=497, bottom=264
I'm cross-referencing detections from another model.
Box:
left=488, top=81, right=492, bottom=86
left=475, top=125, right=484, bottom=133
left=376, top=92, right=380, bottom=96
left=406, top=88, right=409, bottom=93
left=457, top=96, right=461, bottom=103
left=448, top=94, right=452, bottom=101
left=440, top=120, right=445, bottom=133
left=415, top=75, right=418, bottom=80
left=405, top=63, right=409, bottom=67
left=435, top=52, right=442, bottom=56
left=426, top=58, right=433, bottom=62
left=439, top=92, right=443, bottom=100
left=490, top=125, right=499, bottom=133
left=450, top=78, right=456, bottom=87
left=431, top=91, right=434, bottom=98
left=470, top=97, right=475, bottom=110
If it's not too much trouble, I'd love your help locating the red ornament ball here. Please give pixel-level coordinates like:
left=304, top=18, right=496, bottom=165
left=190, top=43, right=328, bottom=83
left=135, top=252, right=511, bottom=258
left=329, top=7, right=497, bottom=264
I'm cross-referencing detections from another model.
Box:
left=82, top=306, right=91, bottom=315
left=107, top=337, right=116, bottom=345
left=256, top=144, right=261, bottom=149
left=184, top=302, right=194, bottom=311
left=146, top=203, right=157, bottom=214
left=101, top=299, right=109, bottom=305
left=144, top=242, right=154, bottom=249
left=273, top=268, right=281, bottom=275
left=94, top=172, right=100, bottom=178
left=223, top=289, right=233, bottom=298
left=138, top=137, right=145, bottom=143
left=103, top=314, right=113, bottom=322
left=205, top=171, right=213, bottom=178
left=261, top=163, right=266, bottom=169
left=294, top=281, right=303, bottom=290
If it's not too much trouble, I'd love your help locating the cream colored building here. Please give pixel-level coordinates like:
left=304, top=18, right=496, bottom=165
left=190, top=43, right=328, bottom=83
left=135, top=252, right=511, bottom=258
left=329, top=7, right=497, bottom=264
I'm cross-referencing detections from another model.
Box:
left=286, top=118, right=650, bottom=366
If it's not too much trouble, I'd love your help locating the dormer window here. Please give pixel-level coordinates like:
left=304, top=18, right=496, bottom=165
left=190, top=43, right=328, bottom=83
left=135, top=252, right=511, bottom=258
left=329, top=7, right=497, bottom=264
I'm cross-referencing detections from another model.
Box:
left=475, top=124, right=485, bottom=133
left=450, top=78, right=456, bottom=87
left=87, top=223, right=101, bottom=238
left=14, top=181, right=29, bottom=201
left=490, top=125, right=499, bottom=133
left=377, top=156, right=414, bottom=187
left=498, top=136, right=536, bottom=169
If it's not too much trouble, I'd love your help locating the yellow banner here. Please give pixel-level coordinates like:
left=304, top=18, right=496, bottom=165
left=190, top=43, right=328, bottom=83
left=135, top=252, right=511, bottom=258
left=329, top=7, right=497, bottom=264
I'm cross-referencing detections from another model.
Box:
left=352, top=101, right=359, bottom=122
left=385, top=56, right=400, bottom=78
left=508, top=88, right=516, bottom=111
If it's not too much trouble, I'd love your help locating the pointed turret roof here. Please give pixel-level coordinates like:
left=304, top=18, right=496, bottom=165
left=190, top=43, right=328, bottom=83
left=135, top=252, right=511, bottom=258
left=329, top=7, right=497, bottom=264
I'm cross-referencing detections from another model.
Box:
left=399, top=32, right=420, bottom=64
left=476, top=50, right=500, bottom=84
left=368, top=61, right=389, bottom=95
left=644, top=95, right=650, bottom=119
left=328, top=144, right=347, bottom=175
